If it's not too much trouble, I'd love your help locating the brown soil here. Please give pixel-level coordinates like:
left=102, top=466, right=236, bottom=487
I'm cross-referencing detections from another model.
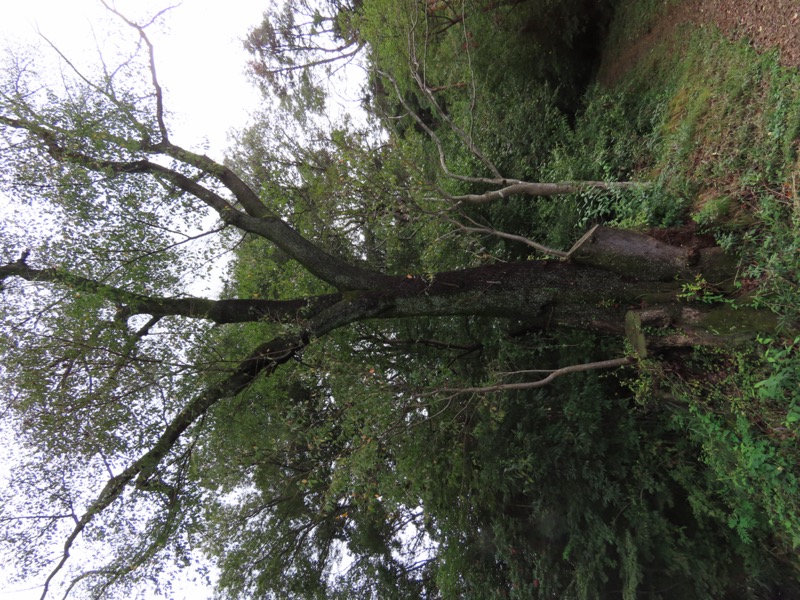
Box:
left=600, top=0, right=800, bottom=85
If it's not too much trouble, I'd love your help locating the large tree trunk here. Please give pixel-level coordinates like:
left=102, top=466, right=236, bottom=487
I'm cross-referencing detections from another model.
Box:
left=360, top=227, right=783, bottom=353
left=3, top=228, right=780, bottom=354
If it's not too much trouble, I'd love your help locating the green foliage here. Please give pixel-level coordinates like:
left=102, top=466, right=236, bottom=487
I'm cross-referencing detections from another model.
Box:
left=755, top=336, right=800, bottom=426
left=663, top=341, right=800, bottom=565
left=206, top=1, right=800, bottom=598
left=4, top=0, right=800, bottom=598
left=197, top=320, right=480, bottom=598
left=357, top=0, right=619, bottom=255
left=585, top=8, right=800, bottom=593
left=678, top=275, right=731, bottom=305
left=693, top=194, right=732, bottom=228
left=395, top=331, right=783, bottom=600
left=739, top=189, right=800, bottom=328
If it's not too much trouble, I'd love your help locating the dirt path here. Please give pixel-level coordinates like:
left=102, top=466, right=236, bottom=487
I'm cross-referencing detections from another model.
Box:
left=601, top=0, right=800, bottom=85
left=705, top=0, right=799, bottom=67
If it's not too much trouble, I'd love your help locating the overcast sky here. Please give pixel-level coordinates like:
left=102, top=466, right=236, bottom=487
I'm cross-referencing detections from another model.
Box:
left=0, top=0, right=266, bottom=156
left=0, top=3, right=272, bottom=598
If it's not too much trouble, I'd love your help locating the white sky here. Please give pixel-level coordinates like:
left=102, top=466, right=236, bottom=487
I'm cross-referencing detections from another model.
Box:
left=0, top=3, right=270, bottom=598
left=0, top=0, right=265, bottom=155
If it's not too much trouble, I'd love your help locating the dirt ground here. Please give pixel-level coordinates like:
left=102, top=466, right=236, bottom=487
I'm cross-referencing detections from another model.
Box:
left=703, top=0, right=800, bottom=67
left=601, top=0, right=800, bottom=85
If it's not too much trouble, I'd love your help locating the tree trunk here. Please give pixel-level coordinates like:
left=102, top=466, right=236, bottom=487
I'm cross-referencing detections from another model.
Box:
left=4, top=228, right=783, bottom=353
left=361, top=229, right=785, bottom=351
left=624, top=304, right=782, bottom=358
left=566, top=225, right=738, bottom=284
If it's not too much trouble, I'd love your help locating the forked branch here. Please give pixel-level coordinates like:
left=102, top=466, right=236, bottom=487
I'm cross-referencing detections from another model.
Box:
left=433, top=357, right=635, bottom=395
left=35, top=294, right=381, bottom=599
left=99, top=0, right=177, bottom=142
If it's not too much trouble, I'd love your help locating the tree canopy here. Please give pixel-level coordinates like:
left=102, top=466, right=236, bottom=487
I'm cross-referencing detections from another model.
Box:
left=2, top=1, right=800, bottom=599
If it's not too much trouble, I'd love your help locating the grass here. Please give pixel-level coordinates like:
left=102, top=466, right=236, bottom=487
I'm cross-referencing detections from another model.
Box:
left=606, top=30, right=798, bottom=186
left=560, top=0, right=800, bottom=572
left=602, top=0, right=685, bottom=54
left=568, top=9, right=800, bottom=271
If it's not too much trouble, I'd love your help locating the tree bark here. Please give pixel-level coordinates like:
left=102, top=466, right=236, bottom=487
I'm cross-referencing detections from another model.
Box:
left=567, top=225, right=738, bottom=284
left=625, top=304, right=782, bottom=358
left=4, top=235, right=782, bottom=349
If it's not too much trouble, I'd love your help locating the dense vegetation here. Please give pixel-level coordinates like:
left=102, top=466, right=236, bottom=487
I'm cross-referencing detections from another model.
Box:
left=1, top=0, right=799, bottom=599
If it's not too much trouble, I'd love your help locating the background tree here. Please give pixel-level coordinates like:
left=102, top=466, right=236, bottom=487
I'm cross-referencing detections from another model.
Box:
left=245, top=0, right=365, bottom=119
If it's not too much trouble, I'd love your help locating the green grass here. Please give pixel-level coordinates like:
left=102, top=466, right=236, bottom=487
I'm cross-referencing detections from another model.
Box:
left=603, top=0, right=685, bottom=51
left=557, top=8, right=800, bottom=253
left=577, top=0, right=800, bottom=573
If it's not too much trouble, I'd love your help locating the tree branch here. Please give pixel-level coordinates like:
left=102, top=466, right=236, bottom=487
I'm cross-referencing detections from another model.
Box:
left=444, top=180, right=646, bottom=204
left=99, top=0, right=176, bottom=142
left=36, top=293, right=386, bottom=599
left=251, top=41, right=365, bottom=76
left=407, top=64, right=503, bottom=179
left=449, top=216, right=569, bottom=258
left=379, top=69, right=489, bottom=185
left=433, top=357, right=635, bottom=394
left=0, top=114, right=387, bottom=291
left=0, top=256, right=342, bottom=324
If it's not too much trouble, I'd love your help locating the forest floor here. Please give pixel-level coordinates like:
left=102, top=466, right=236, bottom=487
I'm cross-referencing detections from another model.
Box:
left=600, top=0, right=800, bottom=85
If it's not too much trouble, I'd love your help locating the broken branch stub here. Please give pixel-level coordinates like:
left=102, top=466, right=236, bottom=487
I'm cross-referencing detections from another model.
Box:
left=567, top=226, right=737, bottom=283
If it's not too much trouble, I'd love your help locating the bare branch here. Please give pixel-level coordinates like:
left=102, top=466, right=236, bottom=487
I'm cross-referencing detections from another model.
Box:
left=444, top=180, right=646, bottom=204
left=449, top=216, right=569, bottom=258
left=98, top=0, right=176, bottom=142
left=433, top=357, right=635, bottom=395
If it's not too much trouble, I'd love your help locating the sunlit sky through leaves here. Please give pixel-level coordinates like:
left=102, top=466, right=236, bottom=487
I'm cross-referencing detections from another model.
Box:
left=0, top=2, right=270, bottom=598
